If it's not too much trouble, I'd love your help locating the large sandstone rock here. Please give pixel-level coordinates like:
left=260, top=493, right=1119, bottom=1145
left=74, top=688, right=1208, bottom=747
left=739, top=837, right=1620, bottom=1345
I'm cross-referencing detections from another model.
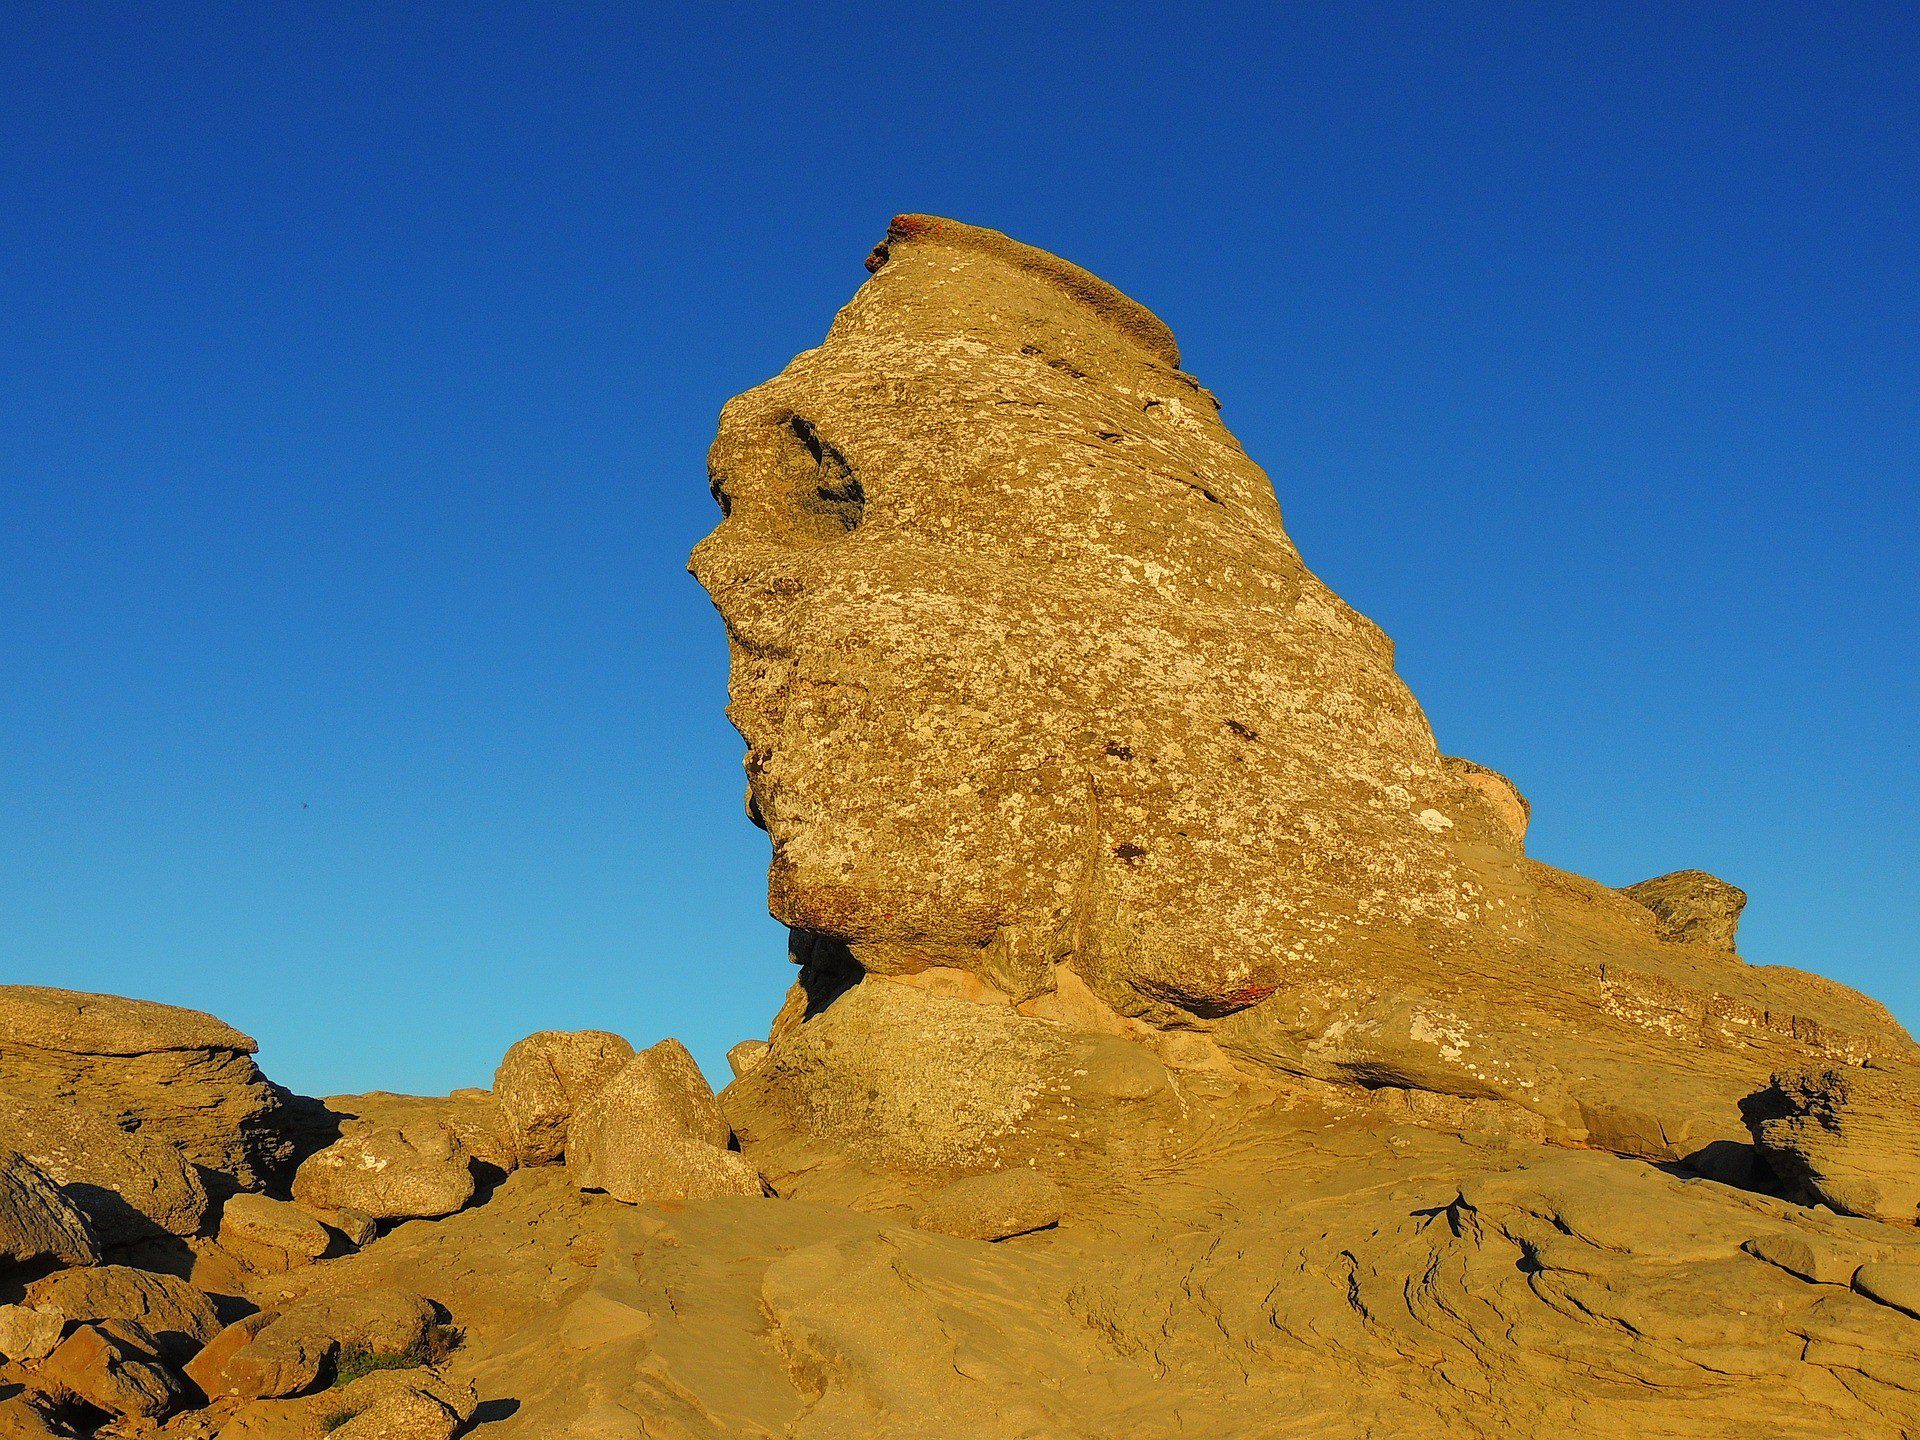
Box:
left=0, top=987, right=291, bottom=1191
left=1748, top=1065, right=1920, bottom=1223
left=494, top=1030, right=635, bottom=1166
left=292, top=1122, right=475, bottom=1223
left=0, top=1090, right=210, bottom=1243
left=691, top=214, right=1918, bottom=1164
left=0, top=1148, right=97, bottom=1269
left=23, top=1264, right=219, bottom=1366
left=565, top=1041, right=761, bottom=1205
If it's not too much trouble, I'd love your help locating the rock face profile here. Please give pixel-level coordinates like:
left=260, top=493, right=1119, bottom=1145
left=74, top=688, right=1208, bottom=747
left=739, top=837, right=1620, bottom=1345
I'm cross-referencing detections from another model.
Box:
left=8, top=216, right=1920, bottom=1440
left=693, top=213, right=1914, bottom=1170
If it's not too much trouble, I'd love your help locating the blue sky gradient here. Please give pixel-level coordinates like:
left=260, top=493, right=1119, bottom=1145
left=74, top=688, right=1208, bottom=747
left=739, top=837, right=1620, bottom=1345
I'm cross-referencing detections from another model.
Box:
left=3, top=3, right=1915, bottom=1094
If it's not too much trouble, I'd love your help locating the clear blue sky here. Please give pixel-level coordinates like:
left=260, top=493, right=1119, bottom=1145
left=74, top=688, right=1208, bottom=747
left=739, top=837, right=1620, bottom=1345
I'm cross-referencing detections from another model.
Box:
left=3, top=4, right=1914, bottom=1097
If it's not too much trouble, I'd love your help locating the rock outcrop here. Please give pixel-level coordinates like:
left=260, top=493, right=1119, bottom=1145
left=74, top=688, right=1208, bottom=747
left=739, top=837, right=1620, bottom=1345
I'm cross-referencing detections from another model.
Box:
left=0, top=987, right=291, bottom=1192
left=0, top=1092, right=210, bottom=1244
left=691, top=213, right=1916, bottom=1170
left=8, top=215, right=1920, bottom=1440
left=1621, top=869, right=1748, bottom=951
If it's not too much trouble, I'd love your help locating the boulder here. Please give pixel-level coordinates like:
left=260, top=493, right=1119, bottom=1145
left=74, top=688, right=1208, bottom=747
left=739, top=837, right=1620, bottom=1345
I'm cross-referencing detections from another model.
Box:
left=1748, top=1065, right=1920, bottom=1223
left=566, top=1041, right=761, bottom=1205
left=0, top=1148, right=97, bottom=1269
left=23, top=1264, right=219, bottom=1366
left=0, top=1302, right=65, bottom=1362
left=726, top=1039, right=769, bottom=1079
left=34, top=1321, right=181, bottom=1421
left=691, top=213, right=1918, bottom=1162
left=494, top=1030, right=635, bottom=1165
left=324, top=1088, right=518, bottom=1175
left=186, top=1287, right=436, bottom=1401
left=1440, top=756, right=1530, bottom=845
left=1621, top=870, right=1747, bottom=951
left=913, top=1169, right=1063, bottom=1241
left=0, top=1090, right=210, bottom=1243
left=0, top=986, right=291, bottom=1191
left=219, top=1193, right=331, bottom=1273
left=725, top=975, right=1191, bottom=1186
left=292, top=1122, right=475, bottom=1223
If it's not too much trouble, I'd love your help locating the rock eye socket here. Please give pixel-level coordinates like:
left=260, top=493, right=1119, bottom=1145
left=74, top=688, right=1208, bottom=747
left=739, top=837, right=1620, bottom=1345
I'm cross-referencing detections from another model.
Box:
left=784, top=415, right=865, bottom=537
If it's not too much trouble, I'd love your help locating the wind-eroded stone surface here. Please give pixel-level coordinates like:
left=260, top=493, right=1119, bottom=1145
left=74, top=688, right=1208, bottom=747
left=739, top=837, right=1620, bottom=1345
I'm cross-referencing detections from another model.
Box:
left=692, top=214, right=1916, bottom=1166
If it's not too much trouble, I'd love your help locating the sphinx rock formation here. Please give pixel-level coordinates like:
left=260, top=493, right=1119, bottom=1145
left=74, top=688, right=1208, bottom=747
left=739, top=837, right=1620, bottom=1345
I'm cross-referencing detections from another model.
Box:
left=696, top=214, right=1915, bottom=1180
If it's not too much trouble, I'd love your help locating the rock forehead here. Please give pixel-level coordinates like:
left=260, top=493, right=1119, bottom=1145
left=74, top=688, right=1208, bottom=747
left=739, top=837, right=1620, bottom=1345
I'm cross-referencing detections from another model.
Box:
left=695, top=215, right=1918, bottom=1157
left=0, top=986, right=255, bottom=1055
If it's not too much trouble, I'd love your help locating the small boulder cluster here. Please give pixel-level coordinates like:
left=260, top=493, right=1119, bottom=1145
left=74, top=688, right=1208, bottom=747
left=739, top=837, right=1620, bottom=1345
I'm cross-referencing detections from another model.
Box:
left=0, top=987, right=760, bottom=1437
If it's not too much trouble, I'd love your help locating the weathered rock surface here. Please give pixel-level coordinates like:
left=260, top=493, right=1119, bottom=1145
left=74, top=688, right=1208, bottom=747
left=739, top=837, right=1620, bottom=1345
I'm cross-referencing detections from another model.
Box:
left=210, top=1364, right=475, bottom=1440
left=0, top=1091, right=210, bottom=1244
left=494, top=1031, right=635, bottom=1166
left=292, top=1123, right=475, bottom=1223
left=0, top=1302, right=66, bottom=1361
left=566, top=1042, right=760, bottom=1205
left=238, top=1114, right=1920, bottom=1439
left=219, top=1194, right=331, bottom=1273
left=691, top=214, right=1917, bottom=1167
left=22, top=1265, right=218, bottom=1366
left=725, top=1040, right=768, bottom=1079
left=0, top=1148, right=97, bottom=1270
left=913, top=1168, right=1062, bottom=1241
left=0, top=987, right=291, bottom=1191
left=0, top=1394, right=66, bottom=1438
left=1621, top=868, right=1748, bottom=951
left=1748, top=1064, right=1920, bottom=1223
